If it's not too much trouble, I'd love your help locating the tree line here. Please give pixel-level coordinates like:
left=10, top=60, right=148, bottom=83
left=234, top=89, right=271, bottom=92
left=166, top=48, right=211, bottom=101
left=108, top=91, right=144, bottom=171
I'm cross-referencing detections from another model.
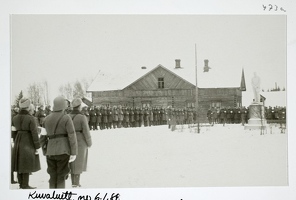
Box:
left=13, top=78, right=93, bottom=108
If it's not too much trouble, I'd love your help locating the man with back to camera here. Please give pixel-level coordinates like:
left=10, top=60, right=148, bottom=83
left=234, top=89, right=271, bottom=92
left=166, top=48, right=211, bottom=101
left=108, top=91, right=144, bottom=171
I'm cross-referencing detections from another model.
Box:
left=42, top=96, right=78, bottom=188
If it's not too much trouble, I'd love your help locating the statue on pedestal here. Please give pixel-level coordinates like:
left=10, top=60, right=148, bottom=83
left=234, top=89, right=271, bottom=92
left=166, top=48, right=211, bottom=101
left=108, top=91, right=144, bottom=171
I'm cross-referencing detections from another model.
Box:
left=251, top=72, right=261, bottom=103
left=245, top=72, right=266, bottom=132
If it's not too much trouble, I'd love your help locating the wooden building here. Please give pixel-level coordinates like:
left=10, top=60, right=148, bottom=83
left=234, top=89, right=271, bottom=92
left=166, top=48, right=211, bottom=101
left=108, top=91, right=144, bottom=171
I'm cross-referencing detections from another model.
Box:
left=87, top=59, right=246, bottom=122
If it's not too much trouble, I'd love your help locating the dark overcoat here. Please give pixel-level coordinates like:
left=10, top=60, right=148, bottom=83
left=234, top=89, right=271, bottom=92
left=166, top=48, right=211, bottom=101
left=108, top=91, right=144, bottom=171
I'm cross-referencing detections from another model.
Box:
left=89, top=110, right=97, bottom=123
left=129, top=110, right=135, bottom=122
left=124, top=111, right=129, bottom=122
left=149, top=110, right=153, bottom=121
left=96, top=110, right=102, bottom=123
left=12, top=110, right=41, bottom=173
left=119, top=110, right=124, bottom=121
left=108, top=110, right=113, bottom=122
left=113, top=110, right=119, bottom=122
left=69, top=110, right=92, bottom=174
left=102, top=110, right=108, bottom=123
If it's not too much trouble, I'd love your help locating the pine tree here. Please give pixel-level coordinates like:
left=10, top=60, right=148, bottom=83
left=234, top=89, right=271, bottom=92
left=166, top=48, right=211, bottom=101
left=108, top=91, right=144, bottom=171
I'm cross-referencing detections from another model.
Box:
left=14, top=90, right=23, bottom=107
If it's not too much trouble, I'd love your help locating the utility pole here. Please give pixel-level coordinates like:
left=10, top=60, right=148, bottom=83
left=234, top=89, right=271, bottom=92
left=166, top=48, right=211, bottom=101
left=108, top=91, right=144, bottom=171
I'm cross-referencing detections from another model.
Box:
left=195, top=44, right=200, bottom=133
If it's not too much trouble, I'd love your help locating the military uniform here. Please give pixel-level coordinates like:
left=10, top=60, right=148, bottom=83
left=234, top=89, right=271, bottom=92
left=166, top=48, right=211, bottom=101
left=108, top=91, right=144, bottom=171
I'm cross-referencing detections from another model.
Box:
left=170, top=109, right=177, bottom=131
left=69, top=99, right=92, bottom=187
left=45, top=105, right=52, bottom=116
left=207, top=109, right=212, bottom=124
left=139, top=108, right=144, bottom=127
left=148, top=108, right=153, bottom=126
left=113, top=107, right=119, bottom=129
left=102, top=108, right=108, bottom=129
left=220, top=108, right=227, bottom=126
left=107, top=108, right=113, bottom=129
left=118, top=107, right=124, bottom=128
left=12, top=105, right=41, bottom=189
left=36, top=106, right=46, bottom=127
left=95, top=107, right=102, bottom=130
left=241, top=107, right=247, bottom=125
left=89, top=107, right=97, bottom=130
left=124, top=108, right=130, bottom=128
left=42, top=96, right=78, bottom=189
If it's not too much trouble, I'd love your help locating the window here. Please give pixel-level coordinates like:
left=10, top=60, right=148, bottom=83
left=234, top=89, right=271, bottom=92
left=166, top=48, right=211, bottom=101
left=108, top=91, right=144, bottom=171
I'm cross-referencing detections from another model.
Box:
left=187, top=102, right=195, bottom=108
left=211, top=101, right=221, bottom=109
left=158, top=78, right=164, bottom=89
left=102, top=103, right=110, bottom=107
left=142, top=102, right=151, bottom=108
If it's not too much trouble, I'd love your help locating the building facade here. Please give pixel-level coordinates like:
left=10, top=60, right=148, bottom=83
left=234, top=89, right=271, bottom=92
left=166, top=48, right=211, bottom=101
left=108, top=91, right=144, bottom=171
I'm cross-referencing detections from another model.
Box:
left=87, top=60, right=246, bottom=122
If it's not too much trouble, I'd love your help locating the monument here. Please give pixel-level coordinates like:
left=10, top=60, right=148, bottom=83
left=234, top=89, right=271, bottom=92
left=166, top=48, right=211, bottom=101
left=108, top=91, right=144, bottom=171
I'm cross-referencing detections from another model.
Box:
left=244, top=72, right=267, bottom=131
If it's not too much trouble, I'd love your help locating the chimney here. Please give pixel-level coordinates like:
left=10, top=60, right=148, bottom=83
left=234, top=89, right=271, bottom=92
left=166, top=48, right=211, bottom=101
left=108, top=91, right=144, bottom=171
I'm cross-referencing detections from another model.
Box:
left=175, top=59, right=181, bottom=69
left=203, top=59, right=210, bottom=72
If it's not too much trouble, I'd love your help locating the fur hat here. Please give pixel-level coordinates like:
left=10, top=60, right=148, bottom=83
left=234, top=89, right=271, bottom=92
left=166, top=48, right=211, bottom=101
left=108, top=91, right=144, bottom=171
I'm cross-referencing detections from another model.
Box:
left=19, top=98, right=31, bottom=109
left=53, top=96, right=67, bottom=112
left=72, top=98, right=82, bottom=108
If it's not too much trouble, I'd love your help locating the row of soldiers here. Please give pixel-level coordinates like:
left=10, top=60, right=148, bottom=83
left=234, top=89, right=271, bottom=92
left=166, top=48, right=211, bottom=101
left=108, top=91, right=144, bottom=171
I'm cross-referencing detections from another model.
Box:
left=207, top=106, right=249, bottom=126
left=207, top=105, right=286, bottom=126
left=265, top=106, right=286, bottom=121
left=82, top=106, right=171, bottom=130
left=11, top=105, right=52, bottom=127
left=11, top=104, right=286, bottom=131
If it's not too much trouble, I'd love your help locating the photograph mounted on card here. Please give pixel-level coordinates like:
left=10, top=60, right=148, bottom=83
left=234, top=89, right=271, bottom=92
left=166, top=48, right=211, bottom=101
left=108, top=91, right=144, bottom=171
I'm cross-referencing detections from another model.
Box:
left=10, top=14, right=287, bottom=189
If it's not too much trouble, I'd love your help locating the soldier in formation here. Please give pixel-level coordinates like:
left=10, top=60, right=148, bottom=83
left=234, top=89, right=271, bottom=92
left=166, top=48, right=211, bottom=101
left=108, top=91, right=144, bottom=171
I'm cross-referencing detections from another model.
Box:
left=62, top=104, right=286, bottom=131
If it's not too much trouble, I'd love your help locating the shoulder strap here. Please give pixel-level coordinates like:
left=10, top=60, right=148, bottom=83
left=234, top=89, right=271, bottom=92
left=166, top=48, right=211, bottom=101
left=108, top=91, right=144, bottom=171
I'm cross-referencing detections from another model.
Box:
left=53, top=114, right=65, bottom=135
left=72, top=114, right=77, bottom=121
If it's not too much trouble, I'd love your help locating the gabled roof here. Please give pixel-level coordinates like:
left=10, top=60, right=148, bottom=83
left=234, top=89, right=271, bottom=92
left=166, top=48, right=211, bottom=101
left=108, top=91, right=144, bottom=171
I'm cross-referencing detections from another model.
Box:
left=87, top=63, right=244, bottom=92
left=87, top=66, right=150, bottom=92
left=124, top=64, right=196, bottom=90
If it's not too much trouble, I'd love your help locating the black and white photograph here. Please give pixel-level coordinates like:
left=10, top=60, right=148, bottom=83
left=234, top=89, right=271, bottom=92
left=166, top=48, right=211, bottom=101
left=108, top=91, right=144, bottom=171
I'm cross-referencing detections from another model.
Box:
left=9, top=14, right=287, bottom=189
left=1, top=1, right=296, bottom=200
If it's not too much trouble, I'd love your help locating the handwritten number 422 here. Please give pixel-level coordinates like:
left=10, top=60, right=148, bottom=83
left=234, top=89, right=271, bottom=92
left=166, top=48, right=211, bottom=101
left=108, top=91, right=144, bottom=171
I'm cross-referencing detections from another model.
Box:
left=263, top=4, right=286, bottom=12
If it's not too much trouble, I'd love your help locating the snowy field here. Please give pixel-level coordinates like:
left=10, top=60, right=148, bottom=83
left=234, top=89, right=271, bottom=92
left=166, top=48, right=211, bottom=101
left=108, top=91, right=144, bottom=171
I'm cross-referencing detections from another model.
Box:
left=10, top=123, right=288, bottom=189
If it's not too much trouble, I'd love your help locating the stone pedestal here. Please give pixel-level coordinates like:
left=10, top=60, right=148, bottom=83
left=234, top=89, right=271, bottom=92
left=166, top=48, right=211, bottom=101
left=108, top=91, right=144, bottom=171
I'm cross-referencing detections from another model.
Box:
left=244, top=103, right=267, bottom=130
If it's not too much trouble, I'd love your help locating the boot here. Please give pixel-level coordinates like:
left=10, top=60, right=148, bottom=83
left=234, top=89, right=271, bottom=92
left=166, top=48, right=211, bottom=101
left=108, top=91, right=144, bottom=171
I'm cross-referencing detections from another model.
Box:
left=56, top=180, right=65, bottom=188
left=72, top=174, right=81, bottom=187
left=11, top=172, right=17, bottom=184
left=21, top=173, right=36, bottom=189
left=17, top=173, right=23, bottom=189
left=75, top=174, right=81, bottom=187
left=71, top=174, right=76, bottom=187
left=49, top=181, right=57, bottom=189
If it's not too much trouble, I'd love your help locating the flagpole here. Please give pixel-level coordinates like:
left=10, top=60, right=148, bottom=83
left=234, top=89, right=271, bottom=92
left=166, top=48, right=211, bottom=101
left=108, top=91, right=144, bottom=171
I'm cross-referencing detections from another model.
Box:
left=195, top=44, right=200, bottom=133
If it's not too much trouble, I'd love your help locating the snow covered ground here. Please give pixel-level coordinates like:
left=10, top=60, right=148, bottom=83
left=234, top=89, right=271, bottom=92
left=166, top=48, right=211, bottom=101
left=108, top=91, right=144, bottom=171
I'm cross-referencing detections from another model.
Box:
left=10, top=123, right=288, bottom=189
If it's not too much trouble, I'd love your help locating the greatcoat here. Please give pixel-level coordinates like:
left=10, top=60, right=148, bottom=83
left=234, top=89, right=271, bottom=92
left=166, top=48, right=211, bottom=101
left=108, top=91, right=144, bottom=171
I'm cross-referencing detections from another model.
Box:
left=69, top=110, right=92, bottom=174
left=12, top=110, right=41, bottom=173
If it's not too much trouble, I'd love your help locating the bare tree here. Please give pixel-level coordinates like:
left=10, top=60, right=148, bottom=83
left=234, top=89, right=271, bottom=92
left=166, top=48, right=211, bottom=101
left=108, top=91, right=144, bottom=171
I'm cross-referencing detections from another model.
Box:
left=27, top=82, right=45, bottom=106
left=58, top=77, right=93, bottom=100
left=43, top=80, right=50, bottom=105
left=59, top=82, right=74, bottom=100
left=81, top=77, right=94, bottom=98
left=73, top=80, right=84, bottom=98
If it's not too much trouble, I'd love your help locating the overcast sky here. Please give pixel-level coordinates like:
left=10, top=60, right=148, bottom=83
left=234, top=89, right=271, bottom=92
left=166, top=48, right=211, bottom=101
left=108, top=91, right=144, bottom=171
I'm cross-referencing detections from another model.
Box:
left=11, top=15, right=286, bottom=104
